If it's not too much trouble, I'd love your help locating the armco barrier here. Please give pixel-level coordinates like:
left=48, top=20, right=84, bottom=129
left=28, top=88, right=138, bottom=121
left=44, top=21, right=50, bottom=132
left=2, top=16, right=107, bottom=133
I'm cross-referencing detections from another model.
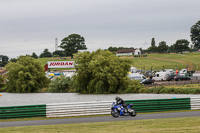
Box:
left=1, top=97, right=200, bottom=119
left=46, top=101, right=112, bottom=117
left=125, top=98, right=191, bottom=112
left=0, top=104, right=46, bottom=119
left=190, top=97, right=200, bottom=110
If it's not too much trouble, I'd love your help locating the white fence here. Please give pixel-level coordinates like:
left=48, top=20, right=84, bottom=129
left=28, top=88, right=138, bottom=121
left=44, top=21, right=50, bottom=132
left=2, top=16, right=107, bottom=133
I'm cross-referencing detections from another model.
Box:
left=46, top=101, right=114, bottom=117
left=46, top=97, right=200, bottom=118
left=190, top=97, right=200, bottom=110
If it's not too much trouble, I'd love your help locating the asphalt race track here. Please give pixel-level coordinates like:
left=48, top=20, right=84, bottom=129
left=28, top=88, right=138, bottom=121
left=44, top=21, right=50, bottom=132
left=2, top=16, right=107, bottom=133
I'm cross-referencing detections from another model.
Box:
left=1, top=111, right=200, bottom=128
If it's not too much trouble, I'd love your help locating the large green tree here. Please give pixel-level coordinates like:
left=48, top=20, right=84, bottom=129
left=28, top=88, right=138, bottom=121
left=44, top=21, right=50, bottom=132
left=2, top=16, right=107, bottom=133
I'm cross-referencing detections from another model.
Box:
left=0, top=55, right=9, bottom=67
left=60, top=34, right=87, bottom=58
left=40, top=49, right=52, bottom=58
left=151, top=38, right=156, bottom=47
left=74, top=49, right=132, bottom=94
left=157, top=41, right=168, bottom=53
left=31, top=52, right=38, bottom=59
left=190, top=20, right=200, bottom=49
left=147, top=46, right=158, bottom=53
left=5, top=56, right=50, bottom=92
left=52, top=50, right=66, bottom=57
left=173, top=39, right=190, bottom=53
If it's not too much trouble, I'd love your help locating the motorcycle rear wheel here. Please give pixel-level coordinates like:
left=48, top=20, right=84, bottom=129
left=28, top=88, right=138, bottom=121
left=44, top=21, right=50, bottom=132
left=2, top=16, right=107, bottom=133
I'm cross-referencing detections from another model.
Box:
left=129, top=109, right=137, bottom=117
left=111, top=109, right=119, bottom=118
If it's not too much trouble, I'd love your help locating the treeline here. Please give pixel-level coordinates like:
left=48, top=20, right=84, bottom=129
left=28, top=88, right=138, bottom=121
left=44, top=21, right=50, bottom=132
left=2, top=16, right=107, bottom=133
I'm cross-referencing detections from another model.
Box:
left=106, top=46, right=135, bottom=52
left=1, top=50, right=144, bottom=93
left=144, top=39, right=195, bottom=54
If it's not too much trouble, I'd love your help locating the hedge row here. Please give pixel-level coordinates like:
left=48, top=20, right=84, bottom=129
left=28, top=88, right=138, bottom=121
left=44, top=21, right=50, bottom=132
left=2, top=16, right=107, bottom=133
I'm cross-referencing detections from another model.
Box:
left=147, top=86, right=200, bottom=94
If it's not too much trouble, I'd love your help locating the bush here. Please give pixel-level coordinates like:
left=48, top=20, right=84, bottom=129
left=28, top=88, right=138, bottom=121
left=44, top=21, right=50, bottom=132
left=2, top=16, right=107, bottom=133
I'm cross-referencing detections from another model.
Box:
left=48, top=76, right=74, bottom=93
left=6, top=56, right=50, bottom=93
left=146, top=86, right=200, bottom=94
left=124, top=79, right=145, bottom=93
left=0, top=84, right=6, bottom=92
left=147, top=86, right=164, bottom=94
left=52, top=55, right=59, bottom=57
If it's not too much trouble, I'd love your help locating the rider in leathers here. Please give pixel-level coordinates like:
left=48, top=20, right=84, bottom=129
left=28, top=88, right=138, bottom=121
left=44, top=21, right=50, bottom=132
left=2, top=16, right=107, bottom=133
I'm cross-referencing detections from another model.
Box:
left=115, top=96, right=128, bottom=112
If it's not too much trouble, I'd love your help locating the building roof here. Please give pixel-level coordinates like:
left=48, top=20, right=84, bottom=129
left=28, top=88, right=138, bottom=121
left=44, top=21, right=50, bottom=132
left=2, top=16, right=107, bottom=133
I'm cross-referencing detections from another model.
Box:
left=116, top=49, right=135, bottom=53
left=0, top=69, right=7, bottom=75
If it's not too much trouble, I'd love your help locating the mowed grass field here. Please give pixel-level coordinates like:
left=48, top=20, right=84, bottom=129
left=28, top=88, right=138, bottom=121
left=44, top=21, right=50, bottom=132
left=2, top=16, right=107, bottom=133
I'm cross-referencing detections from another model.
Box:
left=37, top=53, right=200, bottom=71
left=131, top=53, right=200, bottom=71
left=1, top=116, right=200, bottom=133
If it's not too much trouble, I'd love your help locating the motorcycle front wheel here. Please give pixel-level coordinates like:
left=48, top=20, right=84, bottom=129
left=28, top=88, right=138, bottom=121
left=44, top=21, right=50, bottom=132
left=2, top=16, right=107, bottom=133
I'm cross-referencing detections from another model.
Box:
left=129, top=109, right=137, bottom=117
left=111, top=109, right=119, bottom=118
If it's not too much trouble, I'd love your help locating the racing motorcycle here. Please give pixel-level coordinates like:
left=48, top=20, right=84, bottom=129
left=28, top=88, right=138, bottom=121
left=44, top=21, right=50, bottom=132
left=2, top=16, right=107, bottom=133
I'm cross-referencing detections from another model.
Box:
left=111, top=102, right=137, bottom=118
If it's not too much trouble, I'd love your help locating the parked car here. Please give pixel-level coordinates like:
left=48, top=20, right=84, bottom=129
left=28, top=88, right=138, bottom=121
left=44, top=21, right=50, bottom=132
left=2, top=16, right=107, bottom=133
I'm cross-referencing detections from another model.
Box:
left=174, top=75, right=191, bottom=81
left=166, top=74, right=176, bottom=81
left=152, top=72, right=171, bottom=81
left=144, top=71, right=154, bottom=78
left=128, top=73, right=146, bottom=82
left=140, top=79, right=154, bottom=84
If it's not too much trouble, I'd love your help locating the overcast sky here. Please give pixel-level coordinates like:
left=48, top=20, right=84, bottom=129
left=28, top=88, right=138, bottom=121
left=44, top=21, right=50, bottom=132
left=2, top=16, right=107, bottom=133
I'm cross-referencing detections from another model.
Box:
left=0, top=0, right=200, bottom=58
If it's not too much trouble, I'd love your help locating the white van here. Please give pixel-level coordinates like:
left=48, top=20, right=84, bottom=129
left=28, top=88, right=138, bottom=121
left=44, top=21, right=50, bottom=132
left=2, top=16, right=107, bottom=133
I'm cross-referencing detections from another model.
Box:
left=128, top=73, right=146, bottom=81
left=152, top=72, right=170, bottom=81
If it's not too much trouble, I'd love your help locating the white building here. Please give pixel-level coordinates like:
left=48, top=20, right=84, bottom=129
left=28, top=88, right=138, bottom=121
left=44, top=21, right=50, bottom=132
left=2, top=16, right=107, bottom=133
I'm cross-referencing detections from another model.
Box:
left=116, top=49, right=141, bottom=56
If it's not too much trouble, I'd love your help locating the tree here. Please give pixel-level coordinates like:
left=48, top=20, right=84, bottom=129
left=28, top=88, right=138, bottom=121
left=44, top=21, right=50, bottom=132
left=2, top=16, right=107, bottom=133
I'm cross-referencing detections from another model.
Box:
left=48, top=76, right=72, bottom=92
left=151, top=38, right=156, bottom=47
left=107, top=46, right=118, bottom=52
left=5, top=56, right=50, bottom=92
left=147, top=46, right=158, bottom=53
left=0, top=55, right=9, bottom=67
left=31, top=52, right=38, bottom=59
left=173, top=39, right=190, bottom=53
left=52, top=50, right=66, bottom=57
left=107, top=46, right=134, bottom=52
left=10, top=58, right=17, bottom=62
left=74, top=49, right=132, bottom=94
left=39, top=49, right=52, bottom=58
left=190, top=20, right=200, bottom=49
left=157, top=41, right=168, bottom=53
left=60, top=34, right=87, bottom=59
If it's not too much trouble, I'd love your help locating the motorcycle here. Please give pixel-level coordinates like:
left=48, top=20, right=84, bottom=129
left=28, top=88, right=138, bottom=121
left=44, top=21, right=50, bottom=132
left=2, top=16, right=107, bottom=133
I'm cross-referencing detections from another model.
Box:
left=111, top=102, right=137, bottom=118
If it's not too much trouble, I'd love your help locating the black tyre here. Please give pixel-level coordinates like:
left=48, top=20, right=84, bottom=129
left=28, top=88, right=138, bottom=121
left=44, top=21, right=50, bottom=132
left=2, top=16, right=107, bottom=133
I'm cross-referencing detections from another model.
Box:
left=129, top=109, right=137, bottom=117
left=111, top=109, right=119, bottom=118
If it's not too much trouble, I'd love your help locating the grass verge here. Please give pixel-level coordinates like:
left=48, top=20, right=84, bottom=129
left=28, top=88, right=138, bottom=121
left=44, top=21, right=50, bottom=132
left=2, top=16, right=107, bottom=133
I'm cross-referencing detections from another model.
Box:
left=1, top=116, right=200, bottom=133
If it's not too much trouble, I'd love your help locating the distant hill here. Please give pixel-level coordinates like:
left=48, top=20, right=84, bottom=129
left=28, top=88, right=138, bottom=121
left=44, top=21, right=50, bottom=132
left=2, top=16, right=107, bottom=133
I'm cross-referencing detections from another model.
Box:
left=129, top=53, right=200, bottom=71
left=37, top=53, right=200, bottom=71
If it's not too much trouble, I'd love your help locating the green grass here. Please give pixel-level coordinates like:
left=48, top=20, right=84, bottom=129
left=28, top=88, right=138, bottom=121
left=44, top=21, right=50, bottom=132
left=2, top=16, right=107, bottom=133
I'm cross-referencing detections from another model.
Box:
left=132, top=57, right=185, bottom=70
left=1, top=116, right=200, bottom=133
left=131, top=53, right=200, bottom=70
left=164, top=84, right=200, bottom=89
left=36, top=53, right=200, bottom=71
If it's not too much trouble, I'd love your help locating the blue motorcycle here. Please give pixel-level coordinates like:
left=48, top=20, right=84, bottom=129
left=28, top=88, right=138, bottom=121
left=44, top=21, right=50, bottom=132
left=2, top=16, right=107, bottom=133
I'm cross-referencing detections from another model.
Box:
left=111, top=102, right=137, bottom=118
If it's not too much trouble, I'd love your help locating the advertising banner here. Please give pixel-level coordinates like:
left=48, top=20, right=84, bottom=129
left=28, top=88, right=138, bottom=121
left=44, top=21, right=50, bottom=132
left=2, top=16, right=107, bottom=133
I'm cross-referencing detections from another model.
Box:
left=48, top=61, right=75, bottom=68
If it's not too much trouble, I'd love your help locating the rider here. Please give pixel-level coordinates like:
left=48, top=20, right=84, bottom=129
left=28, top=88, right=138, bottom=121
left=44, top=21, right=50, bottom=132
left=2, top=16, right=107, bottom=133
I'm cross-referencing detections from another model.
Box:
left=115, top=96, right=128, bottom=112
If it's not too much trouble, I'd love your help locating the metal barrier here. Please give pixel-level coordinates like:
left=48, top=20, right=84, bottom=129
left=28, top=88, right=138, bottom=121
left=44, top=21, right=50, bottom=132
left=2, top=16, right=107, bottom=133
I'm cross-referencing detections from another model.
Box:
left=1, top=97, right=200, bottom=119
left=190, top=97, right=200, bottom=110
left=46, top=101, right=113, bottom=117
left=125, top=98, right=191, bottom=112
left=0, top=104, right=46, bottom=119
